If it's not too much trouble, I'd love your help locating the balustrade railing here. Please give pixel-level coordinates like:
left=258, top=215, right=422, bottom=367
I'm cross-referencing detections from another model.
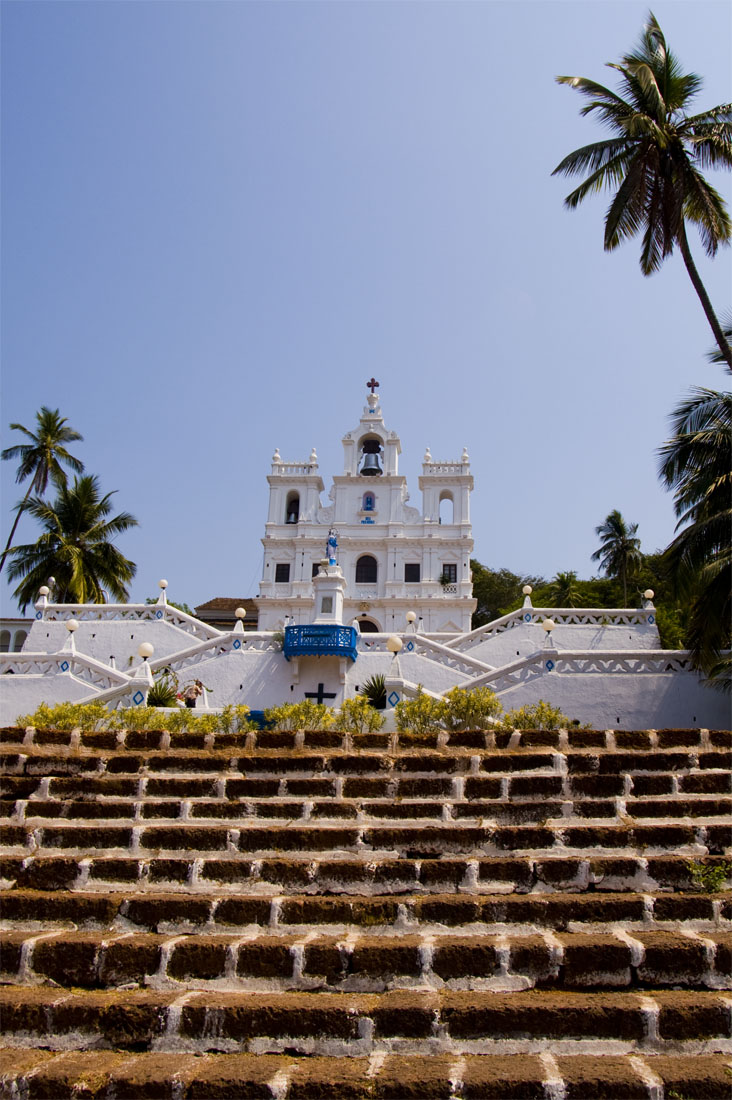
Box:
left=33, top=602, right=221, bottom=642
left=445, top=607, right=656, bottom=651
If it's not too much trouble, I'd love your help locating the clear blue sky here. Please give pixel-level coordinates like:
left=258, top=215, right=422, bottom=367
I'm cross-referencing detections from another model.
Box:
left=2, top=0, right=730, bottom=615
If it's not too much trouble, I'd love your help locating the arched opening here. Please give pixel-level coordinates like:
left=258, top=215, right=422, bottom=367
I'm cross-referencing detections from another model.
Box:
left=0, top=631, right=10, bottom=653
left=362, top=492, right=375, bottom=512
left=355, top=555, right=378, bottom=584
left=12, top=631, right=27, bottom=652
left=285, top=492, right=300, bottom=524
left=358, top=618, right=379, bottom=633
left=439, top=492, right=454, bottom=525
left=358, top=435, right=383, bottom=477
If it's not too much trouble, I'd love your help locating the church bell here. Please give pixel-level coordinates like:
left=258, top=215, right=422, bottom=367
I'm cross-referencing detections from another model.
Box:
left=360, top=440, right=383, bottom=476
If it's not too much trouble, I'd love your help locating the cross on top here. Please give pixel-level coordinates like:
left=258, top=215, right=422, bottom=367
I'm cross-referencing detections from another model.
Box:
left=366, top=377, right=380, bottom=394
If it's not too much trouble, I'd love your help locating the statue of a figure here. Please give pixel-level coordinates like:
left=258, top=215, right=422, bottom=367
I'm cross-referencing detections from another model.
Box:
left=327, top=530, right=338, bottom=566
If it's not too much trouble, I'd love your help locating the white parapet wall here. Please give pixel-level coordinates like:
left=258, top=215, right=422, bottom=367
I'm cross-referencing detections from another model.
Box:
left=0, top=599, right=728, bottom=730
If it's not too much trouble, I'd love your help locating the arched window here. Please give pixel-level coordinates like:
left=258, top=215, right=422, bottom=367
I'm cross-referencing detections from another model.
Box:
left=358, top=618, right=379, bottom=633
left=0, top=631, right=10, bottom=653
left=439, top=492, right=454, bottom=525
left=12, top=631, right=27, bottom=652
left=356, top=555, right=378, bottom=584
left=362, top=492, right=375, bottom=512
left=285, top=492, right=300, bottom=524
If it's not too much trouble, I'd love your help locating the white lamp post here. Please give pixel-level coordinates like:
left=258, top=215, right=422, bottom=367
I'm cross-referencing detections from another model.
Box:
left=542, top=618, right=555, bottom=648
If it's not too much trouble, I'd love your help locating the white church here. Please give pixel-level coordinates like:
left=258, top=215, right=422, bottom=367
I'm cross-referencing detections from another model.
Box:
left=0, top=384, right=728, bottom=730
left=257, top=382, right=475, bottom=635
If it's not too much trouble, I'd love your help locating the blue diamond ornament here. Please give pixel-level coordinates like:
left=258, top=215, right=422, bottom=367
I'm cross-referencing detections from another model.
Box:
left=388, top=691, right=400, bottom=707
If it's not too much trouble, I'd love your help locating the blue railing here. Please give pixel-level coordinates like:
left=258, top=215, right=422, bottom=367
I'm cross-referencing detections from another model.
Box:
left=284, top=624, right=359, bottom=662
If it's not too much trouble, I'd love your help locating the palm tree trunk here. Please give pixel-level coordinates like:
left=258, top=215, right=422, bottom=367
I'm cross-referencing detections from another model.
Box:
left=677, top=221, right=732, bottom=371
left=0, top=484, right=34, bottom=576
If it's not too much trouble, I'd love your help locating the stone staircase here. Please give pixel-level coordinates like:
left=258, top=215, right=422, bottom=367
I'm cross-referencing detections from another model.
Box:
left=0, top=722, right=730, bottom=1099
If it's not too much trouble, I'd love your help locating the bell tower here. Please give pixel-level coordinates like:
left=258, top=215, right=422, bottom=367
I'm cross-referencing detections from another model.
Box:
left=255, top=381, right=475, bottom=633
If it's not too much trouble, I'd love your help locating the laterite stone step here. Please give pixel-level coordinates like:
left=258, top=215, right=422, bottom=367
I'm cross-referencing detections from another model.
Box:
left=3, top=854, right=731, bottom=895
left=2, top=927, right=729, bottom=990
left=1, top=986, right=730, bottom=1054
left=2, top=1049, right=731, bottom=1100
left=2, top=726, right=730, bottom=1097
left=1, top=888, right=728, bottom=931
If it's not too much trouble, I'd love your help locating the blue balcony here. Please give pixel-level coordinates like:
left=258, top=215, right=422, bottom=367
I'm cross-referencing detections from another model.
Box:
left=283, top=624, right=359, bottom=663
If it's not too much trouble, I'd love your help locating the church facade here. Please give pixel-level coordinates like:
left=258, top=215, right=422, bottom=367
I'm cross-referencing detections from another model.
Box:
left=256, top=384, right=476, bottom=634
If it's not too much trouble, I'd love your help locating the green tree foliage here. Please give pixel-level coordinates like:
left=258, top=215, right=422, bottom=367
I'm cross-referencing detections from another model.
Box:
left=553, top=12, right=732, bottom=368
left=7, top=475, right=138, bottom=611
left=1, top=407, right=84, bottom=574
left=470, top=561, right=544, bottom=627
left=592, top=510, right=643, bottom=605
left=546, top=571, right=583, bottom=607
left=659, top=388, right=732, bottom=689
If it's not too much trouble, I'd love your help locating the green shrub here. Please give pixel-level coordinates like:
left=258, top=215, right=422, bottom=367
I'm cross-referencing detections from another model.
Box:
left=500, top=700, right=571, bottom=730
left=686, top=860, right=732, bottom=893
left=394, top=690, right=446, bottom=734
left=16, top=701, right=111, bottom=731
left=146, top=670, right=180, bottom=708
left=338, top=696, right=385, bottom=733
left=358, top=673, right=387, bottom=710
left=442, top=686, right=502, bottom=730
left=218, top=703, right=253, bottom=734
left=263, top=701, right=336, bottom=731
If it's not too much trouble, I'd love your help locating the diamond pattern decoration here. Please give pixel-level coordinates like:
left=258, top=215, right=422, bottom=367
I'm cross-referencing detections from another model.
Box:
left=648, top=614, right=655, bottom=624
left=35, top=612, right=42, bottom=620
left=60, top=661, right=69, bottom=673
left=388, top=691, right=400, bottom=707
left=132, top=691, right=145, bottom=706
left=405, top=641, right=414, bottom=652
left=524, top=613, right=531, bottom=623
left=545, top=659, right=555, bottom=671
left=233, top=639, right=241, bottom=650
left=156, top=610, right=163, bottom=619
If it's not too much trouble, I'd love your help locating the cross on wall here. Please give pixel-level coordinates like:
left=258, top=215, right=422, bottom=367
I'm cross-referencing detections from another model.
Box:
left=304, top=683, right=337, bottom=705
left=366, top=377, right=379, bottom=394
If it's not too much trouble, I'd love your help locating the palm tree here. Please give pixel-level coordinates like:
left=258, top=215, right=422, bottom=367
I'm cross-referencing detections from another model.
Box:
left=659, top=388, right=731, bottom=689
left=1, top=407, right=84, bottom=575
left=553, top=12, right=732, bottom=369
left=7, top=475, right=138, bottom=612
left=592, top=510, right=643, bottom=605
left=548, top=571, right=582, bottom=607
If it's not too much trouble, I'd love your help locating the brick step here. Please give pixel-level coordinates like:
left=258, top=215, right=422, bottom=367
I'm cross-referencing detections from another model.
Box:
left=1, top=889, right=728, bottom=931
left=2, top=927, right=729, bottom=992
left=2, top=820, right=730, bottom=856
left=5, top=797, right=731, bottom=830
left=3, top=1049, right=731, bottom=1100
left=3, top=748, right=730, bottom=780
left=4, top=770, right=731, bottom=802
left=6, top=724, right=729, bottom=752
left=5, top=854, right=729, bottom=895
left=1, top=986, right=729, bottom=1055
